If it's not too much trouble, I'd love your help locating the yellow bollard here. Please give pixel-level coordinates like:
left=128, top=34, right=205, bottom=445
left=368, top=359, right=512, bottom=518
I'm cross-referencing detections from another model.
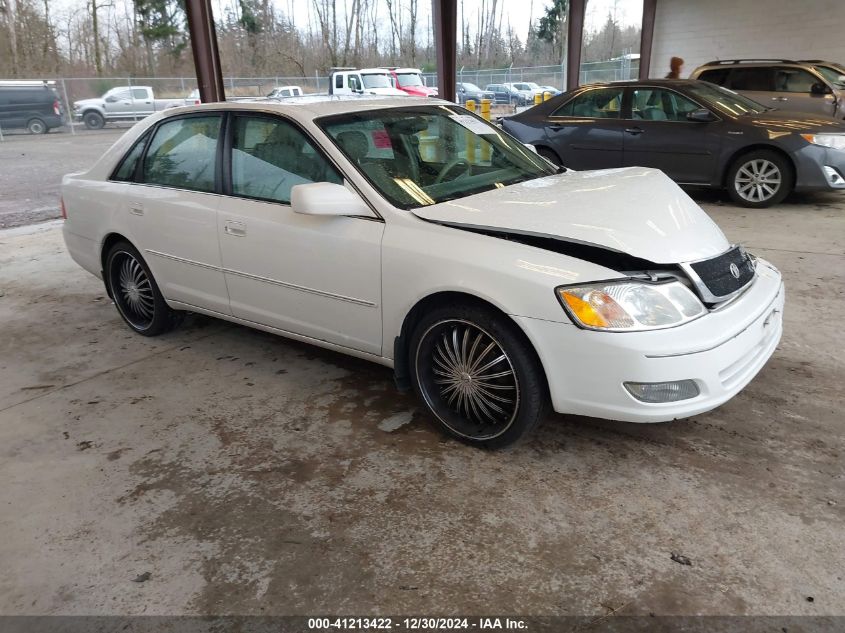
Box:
left=534, top=92, right=542, bottom=106
left=543, top=91, right=552, bottom=102
left=465, top=99, right=476, bottom=113
left=480, top=99, right=492, bottom=163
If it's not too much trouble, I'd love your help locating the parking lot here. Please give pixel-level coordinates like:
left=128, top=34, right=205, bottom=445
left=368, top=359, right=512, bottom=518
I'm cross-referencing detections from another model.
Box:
left=1, top=131, right=844, bottom=619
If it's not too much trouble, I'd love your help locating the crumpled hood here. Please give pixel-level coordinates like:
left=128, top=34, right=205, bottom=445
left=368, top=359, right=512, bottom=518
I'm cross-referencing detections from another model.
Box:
left=412, top=167, right=731, bottom=264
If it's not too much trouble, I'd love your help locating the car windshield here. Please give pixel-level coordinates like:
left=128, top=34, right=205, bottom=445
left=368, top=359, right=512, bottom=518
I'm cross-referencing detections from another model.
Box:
left=812, top=65, right=845, bottom=88
left=462, top=83, right=481, bottom=92
left=397, top=73, right=424, bottom=87
left=525, top=82, right=541, bottom=90
left=685, top=82, right=769, bottom=115
left=319, top=105, right=557, bottom=210
left=362, top=74, right=392, bottom=89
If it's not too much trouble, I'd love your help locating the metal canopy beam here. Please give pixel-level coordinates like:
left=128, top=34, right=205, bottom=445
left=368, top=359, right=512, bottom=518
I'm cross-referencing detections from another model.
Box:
left=184, top=0, right=225, bottom=103
left=566, top=0, right=587, bottom=91
left=432, top=0, right=457, bottom=102
left=639, top=0, right=657, bottom=79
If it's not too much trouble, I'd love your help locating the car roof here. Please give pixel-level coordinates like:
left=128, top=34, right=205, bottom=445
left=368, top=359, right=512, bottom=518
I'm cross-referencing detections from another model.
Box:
left=164, top=95, right=445, bottom=118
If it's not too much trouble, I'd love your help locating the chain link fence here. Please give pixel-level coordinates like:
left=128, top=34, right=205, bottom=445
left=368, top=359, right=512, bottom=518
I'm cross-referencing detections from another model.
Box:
left=0, top=60, right=638, bottom=138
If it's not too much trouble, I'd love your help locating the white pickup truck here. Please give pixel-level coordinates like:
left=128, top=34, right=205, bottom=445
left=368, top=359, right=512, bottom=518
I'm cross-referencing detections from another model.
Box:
left=328, top=69, right=407, bottom=97
left=72, top=86, right=184, bottom=129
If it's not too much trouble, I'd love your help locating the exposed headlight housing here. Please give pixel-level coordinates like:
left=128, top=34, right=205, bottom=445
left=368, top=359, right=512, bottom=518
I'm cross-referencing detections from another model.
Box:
left=556, top=280, right=706, bottom=332
left=801, top=133, right=845, bottom=151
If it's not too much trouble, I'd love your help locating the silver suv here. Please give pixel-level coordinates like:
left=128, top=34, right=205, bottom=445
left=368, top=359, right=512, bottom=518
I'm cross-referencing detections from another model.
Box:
left=691, top=59, right=844, bottom=119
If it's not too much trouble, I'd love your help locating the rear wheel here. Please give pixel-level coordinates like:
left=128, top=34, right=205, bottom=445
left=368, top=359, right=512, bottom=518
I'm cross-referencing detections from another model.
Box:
left=105, top=241, right=182, bottom=336
left=727, top=150, right=792, bottom=208
left=26, top=118, right=47, bottom=134
left=410, top=303, right=549, bottom=449
left=83, top=111, right=105, bottom=130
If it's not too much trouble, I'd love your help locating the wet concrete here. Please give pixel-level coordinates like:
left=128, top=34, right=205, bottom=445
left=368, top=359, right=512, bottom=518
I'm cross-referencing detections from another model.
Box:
left=0, top=190, right=844, bottom=617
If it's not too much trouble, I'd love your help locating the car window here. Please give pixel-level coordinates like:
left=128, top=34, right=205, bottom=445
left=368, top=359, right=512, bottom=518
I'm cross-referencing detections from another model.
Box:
left=131, top=88, right=148, bottom=99
left=812, top=65, right=845, bottom=88
left=230, top=115, right=342, bottom=204
left=774, top=67, right=819, bottom=93
left=142, top=115, right=221, bottom=193
left=335, top=74, right=343, bottom=89
left=110, top=89, right=131, bottom=101
left=320, top=105, right=556, bottom=210
left=729, top=67, right=773, bottom=91
left=631, top=88, right=700, bottom=121
left=112, top=133, right=149, bottom=182
left=552, top=88, right=623, bottom=118
left=697, top=68, right=730, bottom=85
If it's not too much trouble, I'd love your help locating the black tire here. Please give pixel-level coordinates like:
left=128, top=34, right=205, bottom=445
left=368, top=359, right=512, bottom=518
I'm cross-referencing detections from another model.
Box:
left=537, top=147, right=563, bottom=167
left=726, top=149, right=793, bottom=208
left=409, top=302, right=549, bottom=449
left=26, top=118, right=48, bottom=134
left=105, top=241, right=182, bottom=336
left=83, top=111, right=105, bottom=130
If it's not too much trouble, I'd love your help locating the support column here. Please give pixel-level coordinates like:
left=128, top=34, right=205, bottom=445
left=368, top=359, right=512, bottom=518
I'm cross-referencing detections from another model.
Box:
left=566, top=0, right=587, bottom=91
left=185, top=0, right=225, bottom=103
left=432, top=0, right=457, bottom=102
left=639, top=0, right=657, bottom=79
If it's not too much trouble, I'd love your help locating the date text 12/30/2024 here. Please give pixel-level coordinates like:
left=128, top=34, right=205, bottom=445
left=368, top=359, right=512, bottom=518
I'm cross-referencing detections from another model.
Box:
left=307, top=617, right=528, bottom=630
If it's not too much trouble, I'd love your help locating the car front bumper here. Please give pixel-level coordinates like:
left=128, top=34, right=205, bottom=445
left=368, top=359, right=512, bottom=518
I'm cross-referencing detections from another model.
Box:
left=514, top=260, right=784, bottom=423
left=794, top=144, right=845, bottom=190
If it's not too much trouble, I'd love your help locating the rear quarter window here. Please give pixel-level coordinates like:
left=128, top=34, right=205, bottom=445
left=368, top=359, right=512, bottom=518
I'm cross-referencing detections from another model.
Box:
left=697, top=68, right=730, bottom=85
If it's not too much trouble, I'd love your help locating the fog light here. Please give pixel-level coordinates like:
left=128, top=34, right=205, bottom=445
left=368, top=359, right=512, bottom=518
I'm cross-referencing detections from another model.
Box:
left=823, top=166, right=845, bottom=187
left=624, top=380, right=700, bottom=403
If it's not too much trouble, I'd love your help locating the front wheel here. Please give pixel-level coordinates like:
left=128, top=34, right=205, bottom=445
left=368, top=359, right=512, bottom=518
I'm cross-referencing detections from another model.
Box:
left=83, top=111, right=105, bottom=130
left=410, top=303, right=549, bottom=448
left=727, top=150, right=793, bottom=208
left=105, top=241, right=182, bottom=336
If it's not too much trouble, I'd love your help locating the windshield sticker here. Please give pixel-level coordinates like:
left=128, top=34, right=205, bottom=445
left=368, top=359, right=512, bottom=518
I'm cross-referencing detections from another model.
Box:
left=450, top=114, right=496, bottom=135
left=372, top=129, right=392, bottom=149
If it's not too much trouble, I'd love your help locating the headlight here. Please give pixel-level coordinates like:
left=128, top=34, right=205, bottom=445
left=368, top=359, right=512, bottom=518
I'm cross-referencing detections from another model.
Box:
left=557, top=280, right=706, bottom=332
left=801, top=133, right=845, bottom=150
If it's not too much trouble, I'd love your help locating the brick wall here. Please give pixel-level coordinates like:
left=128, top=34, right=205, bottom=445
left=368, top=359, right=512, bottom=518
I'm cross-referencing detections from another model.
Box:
left=649, top=0, right=845, bottom=78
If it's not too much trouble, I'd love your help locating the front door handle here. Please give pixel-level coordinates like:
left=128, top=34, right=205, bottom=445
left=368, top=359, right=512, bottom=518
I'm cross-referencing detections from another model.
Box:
left=224, top=220, right=247, bottom=237
left=625, top=127, right=644, bottom=135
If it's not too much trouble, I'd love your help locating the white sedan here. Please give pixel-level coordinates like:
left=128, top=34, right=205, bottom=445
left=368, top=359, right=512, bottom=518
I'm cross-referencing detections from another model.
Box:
left=61, top=96, right=784, bottom=448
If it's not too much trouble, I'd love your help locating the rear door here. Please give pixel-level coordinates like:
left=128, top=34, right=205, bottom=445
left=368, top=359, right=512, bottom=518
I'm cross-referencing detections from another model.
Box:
left=131, top=88, right=155, bottom=117
left=622, top=86, right=721, bottom=184
left=543, top=86, right=626, bottom=170
left=727, top=67, right=776, bottom=106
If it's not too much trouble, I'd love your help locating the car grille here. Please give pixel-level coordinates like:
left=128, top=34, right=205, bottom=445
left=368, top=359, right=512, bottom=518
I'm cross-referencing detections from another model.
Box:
left=685, top=246, right=756, bottom=302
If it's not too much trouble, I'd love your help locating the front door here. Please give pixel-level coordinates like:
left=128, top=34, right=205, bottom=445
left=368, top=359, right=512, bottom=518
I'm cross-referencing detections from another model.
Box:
left=126, top=113, right=230, bottom=314
left=216, top=114, right=384, bottom=355
left=772, top=66, right=837, bottom=117
left=544, top=86, right=626, bottom=170
left=622, top=87, right=721, bottom=184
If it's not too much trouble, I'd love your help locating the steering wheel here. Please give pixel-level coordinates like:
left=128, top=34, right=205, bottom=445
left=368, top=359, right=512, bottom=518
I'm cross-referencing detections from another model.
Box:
left=435, top=158, right=472, bottom=184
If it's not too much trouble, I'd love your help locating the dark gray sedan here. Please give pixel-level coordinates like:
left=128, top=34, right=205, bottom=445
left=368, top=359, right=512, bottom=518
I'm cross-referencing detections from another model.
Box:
left=502, top=79, right=845, bottom=207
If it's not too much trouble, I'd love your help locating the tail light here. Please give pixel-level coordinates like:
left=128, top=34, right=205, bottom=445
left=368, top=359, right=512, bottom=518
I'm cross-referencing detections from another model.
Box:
left=53, top=99, right=61, bottom=115
left=60, top=197, right=67, bottom=219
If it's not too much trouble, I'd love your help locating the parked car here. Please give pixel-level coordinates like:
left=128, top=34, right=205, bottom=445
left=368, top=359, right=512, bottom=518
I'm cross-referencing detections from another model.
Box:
left=486, top=83, right=525, bottom=105
left=386, top=68, right=437, bottom=97
left=0, top=80, right=65, bottom=134
left=73, top=86, right=185, bottom=129
left=267, top=85, right=304, bottom=99
left=502, top=79, right=845, bottom=207
left=456, top=82, right=495, bottom=105
left=62, top=97, right=783, bottom=448
left=690, top=59, right=844, bottom=119
left=328, top=68, right=406, bottom=97
left=540, top=85, right=562, bottom=96
left=183, top=89, right=201, bottom=106
left=511, top=81, right=546, bottom=102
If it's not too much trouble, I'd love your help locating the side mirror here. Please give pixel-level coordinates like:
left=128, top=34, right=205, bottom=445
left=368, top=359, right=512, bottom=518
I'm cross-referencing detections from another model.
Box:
left=105, top=96, right=117, bottom=103
left=810, top=82, right=829, bottom=95
left=291, top=182, right=375, bottom=218
left=687, top=108, right=716, bottom=122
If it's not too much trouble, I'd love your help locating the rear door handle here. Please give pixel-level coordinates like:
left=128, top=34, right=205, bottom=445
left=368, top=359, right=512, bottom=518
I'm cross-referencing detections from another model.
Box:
left=625, top=127, right=644, bottom=135
left=224, top=220, right=247, bottom=237
left=129, top=203, right=144, bottom=216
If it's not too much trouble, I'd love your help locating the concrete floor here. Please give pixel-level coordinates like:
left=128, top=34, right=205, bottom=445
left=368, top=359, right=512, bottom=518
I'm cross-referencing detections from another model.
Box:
left=1, top=173, right=844, bottom=617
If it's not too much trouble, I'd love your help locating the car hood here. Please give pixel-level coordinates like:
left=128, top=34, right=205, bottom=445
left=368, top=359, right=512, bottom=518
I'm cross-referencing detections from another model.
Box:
left=411, top=167, right=730, bottom=265
left=404, top=86, right=437, bottom=97
left=73, top=97, right=102, bottom=108
left=367, top=87, right=408, bottom=96
left=742, top=109, right=845, bottom=133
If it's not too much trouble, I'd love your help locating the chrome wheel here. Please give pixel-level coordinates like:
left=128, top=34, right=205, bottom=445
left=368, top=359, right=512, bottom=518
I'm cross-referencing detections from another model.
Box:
left=734, top=158, right=782, bottom=203
left=111, top=251, right=155, bottom=330
left=416, top=319, right=520, bottom=441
